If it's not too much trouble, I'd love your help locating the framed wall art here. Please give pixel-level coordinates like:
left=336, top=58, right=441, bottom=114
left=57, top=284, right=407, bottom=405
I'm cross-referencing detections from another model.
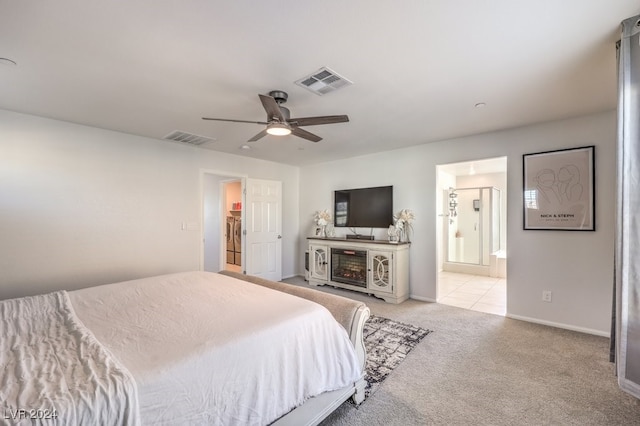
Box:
left=523, top=146, right=595, bottom=231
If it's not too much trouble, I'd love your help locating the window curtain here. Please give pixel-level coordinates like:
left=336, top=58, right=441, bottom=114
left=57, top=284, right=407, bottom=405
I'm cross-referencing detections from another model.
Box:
left=614, top=14, right=640, bottom=400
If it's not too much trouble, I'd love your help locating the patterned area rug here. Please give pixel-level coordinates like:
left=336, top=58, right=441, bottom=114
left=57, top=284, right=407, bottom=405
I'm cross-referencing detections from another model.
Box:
left=361, top=315, right=432, bottom=401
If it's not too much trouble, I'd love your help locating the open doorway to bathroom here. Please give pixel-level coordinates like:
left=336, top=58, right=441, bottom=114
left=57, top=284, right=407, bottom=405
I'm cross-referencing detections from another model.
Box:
left=436, top=157, right=507, bottom=316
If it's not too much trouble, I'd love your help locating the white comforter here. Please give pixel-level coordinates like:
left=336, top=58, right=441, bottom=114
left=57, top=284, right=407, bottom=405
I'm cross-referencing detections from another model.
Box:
left=68, top=271, right=361, bottom=425
left=0, top=291, right=139, bottom=426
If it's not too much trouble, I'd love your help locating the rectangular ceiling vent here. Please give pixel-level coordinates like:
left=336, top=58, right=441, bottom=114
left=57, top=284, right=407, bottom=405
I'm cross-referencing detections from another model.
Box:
left=295, top=67, right=353, bottom=95
left=163, top=130, right=216, bottom=146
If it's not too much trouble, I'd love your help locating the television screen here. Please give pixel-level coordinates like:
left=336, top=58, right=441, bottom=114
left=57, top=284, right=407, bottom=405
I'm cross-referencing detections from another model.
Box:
left=334, top=186, right=393, bottom=228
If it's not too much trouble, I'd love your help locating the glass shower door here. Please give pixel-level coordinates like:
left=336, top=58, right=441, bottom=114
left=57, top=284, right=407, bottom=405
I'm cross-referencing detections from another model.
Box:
left=480, top=187, right=501, bottom=266
left=446, top=187, right=500, bottom=266
left=491, top=187, right=501, bottom=255
left=447, top=188, right=481, bottom=265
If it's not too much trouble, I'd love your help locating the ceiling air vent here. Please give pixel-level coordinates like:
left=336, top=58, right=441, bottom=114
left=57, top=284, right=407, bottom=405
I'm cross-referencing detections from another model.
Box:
left=163, top=130, right=216, bottom=146
left=295, top=67, right=352, bottom=96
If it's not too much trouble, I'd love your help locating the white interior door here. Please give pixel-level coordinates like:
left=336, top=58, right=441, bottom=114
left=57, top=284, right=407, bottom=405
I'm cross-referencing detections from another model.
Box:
left=244, top=178, right=282, bottom=281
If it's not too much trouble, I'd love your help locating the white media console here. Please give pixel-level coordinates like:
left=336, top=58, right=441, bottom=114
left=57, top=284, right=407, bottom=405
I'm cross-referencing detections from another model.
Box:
left=307, top=237, right=410, bottom=304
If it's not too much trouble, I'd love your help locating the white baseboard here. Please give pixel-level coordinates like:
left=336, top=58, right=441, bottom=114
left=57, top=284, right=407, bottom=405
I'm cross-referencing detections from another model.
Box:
left=506, top=313, right=610, bottom=338
left=281, top=273, right=301, bottom=280
left=410, top=294, right=436, bottom=303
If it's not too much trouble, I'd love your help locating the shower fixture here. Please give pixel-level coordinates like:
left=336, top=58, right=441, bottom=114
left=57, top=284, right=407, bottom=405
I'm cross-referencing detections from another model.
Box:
left=448, top=189, right=458, bottom=223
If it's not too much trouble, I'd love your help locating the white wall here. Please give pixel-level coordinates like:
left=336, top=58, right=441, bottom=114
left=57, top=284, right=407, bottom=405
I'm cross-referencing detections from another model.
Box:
left=225, top=181, right=242, bottom=214
left=0, top=109, right=300, bottom=299
left=299, top=110, right=616, bottom=335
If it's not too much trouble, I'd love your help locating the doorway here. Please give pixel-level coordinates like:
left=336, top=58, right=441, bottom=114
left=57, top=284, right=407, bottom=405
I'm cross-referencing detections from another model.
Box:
left=201, top=171, right=283, bottom=281
left=202, top=171, right=246, bottom=273
left=223, top=180, right=243, bottom=273
left=436, top=157, right=507, bottom=316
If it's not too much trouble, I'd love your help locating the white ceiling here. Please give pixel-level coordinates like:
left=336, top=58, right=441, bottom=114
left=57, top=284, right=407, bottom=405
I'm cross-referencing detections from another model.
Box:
left=1, top=1, right=638, bottom=166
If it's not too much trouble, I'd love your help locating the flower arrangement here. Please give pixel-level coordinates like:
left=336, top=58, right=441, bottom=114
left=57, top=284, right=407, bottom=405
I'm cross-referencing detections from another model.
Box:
left=314, top=209, right=332, bottom=237
left=393, top=209, right=415, bottom=242
left=314, top=209, right=332, bottom=226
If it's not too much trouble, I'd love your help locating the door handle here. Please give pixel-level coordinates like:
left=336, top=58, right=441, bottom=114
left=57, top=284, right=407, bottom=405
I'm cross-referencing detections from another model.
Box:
left=277, top=234, right=282, bottom=239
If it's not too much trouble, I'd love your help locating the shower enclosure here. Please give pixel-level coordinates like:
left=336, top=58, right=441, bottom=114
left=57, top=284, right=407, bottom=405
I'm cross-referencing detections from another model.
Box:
left=443, top=186, right=501, bottom=275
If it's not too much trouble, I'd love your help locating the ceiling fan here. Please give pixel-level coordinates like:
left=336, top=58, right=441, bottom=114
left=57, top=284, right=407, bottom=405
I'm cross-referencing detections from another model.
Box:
left=202, top=90, right=349, bottom=143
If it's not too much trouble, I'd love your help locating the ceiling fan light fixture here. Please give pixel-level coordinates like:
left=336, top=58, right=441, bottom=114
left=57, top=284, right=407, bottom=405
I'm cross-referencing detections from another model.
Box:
left=203, top=91, right=346, bottom=142
left=266, top=122, right=291, bottom=136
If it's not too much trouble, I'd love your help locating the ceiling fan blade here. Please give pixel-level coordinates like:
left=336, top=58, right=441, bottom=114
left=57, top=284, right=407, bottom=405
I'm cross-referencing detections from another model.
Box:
left=289, top=115, right=349, bottom=127
left=291, top=127, right=322, bottom=142
left=248, top=129, right=268, bottom=142
left=202, top=117, right=268, bottom=125
left=258, top=94, right=285, bottom=122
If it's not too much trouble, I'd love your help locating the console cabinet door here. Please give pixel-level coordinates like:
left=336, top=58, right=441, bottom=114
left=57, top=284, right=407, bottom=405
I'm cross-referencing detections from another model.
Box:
left=310, top=244, right=329, bottom=281
left=368, top=250, right=393, bottom=293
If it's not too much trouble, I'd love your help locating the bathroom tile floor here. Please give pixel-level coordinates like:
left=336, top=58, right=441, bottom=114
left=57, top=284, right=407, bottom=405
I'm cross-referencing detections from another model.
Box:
left=438, top=271, right=506, bottom=316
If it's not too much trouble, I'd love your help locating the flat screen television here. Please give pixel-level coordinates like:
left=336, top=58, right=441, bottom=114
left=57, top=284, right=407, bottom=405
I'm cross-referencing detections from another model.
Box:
left=334, top=186, right=393, bottom=228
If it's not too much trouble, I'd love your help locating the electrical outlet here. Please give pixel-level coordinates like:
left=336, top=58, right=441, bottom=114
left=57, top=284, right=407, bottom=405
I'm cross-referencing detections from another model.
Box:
left=542, top=290, right=552, bottom=302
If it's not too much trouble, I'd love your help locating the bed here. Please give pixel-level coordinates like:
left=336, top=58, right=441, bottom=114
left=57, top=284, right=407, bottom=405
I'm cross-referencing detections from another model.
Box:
left=1, top=270, right=370, bottom=425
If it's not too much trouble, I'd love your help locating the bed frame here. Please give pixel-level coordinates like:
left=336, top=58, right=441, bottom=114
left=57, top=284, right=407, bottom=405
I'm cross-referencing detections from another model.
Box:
left=219, top=271, right=370, bottom=425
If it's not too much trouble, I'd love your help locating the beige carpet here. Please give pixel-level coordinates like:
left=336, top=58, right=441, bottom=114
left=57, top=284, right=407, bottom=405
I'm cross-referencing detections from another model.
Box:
left=282, top=277, right=640, bottom=426
left=361, top=315, right=432, bottom=400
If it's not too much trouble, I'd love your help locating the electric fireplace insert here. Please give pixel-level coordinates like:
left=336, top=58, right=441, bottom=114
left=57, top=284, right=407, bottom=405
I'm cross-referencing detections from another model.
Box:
left=331, top=248, right=367, bottom=288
